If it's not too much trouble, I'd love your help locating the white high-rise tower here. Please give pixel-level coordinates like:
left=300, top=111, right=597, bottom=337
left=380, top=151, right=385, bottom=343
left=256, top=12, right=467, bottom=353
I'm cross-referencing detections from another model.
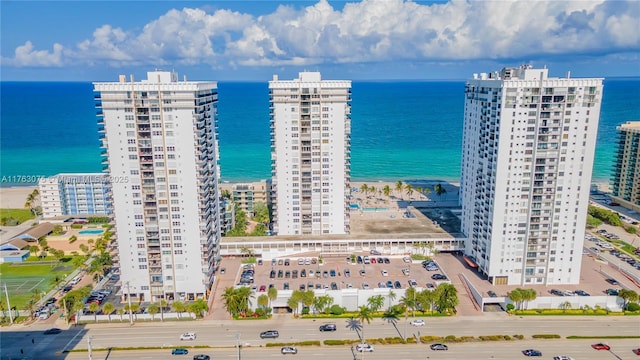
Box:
left=460, top=66, right=603, bottom=285
left=269, top=72, right=352, bottom=235
left=94, top=71, right=221, bottom=302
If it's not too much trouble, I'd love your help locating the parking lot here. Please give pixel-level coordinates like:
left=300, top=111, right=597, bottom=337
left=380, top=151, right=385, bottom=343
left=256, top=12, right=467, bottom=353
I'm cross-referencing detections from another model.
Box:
left=229, top=253, right=450, bottom=294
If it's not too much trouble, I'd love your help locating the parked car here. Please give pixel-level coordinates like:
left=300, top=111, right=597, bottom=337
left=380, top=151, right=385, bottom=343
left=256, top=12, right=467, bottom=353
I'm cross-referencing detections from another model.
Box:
left=344, top=269, right=350, bottom=277
left=331, top=282, right=338, bottom=290
left=606, top=278, right=619, bottom=285
left=283, top=283, right=289, bottom=290
left=192, top=355, right=210, bottom=360
left=171, top=348, right=189, bottom=355
left=522, top=349, right=542, bottom=356
left=410, top=319, right=425, bottom=326
left=319, top=323, right=337, bottom=332
left=592, top=343, right=611, bottom=350
left=549, top=289, right=564, bottom=296
left=487, top=290, right=497, bottom=297
left=430, top=343, right=448, bottom=351
left=260, top=330, right=279, bottom=339
left=359, top=269, right=366, bottom=276
left=426, top=282, right=435, bottom=289
left=394, top=280, right=402, bottom=289
left=402, top=268, right=410, bottom=276
left=552, top=356, right=575, bottom=360
left=381, top=270, right=389, bottom=277
left=329, top=269, right=336, bottom=277
left=362, top=282, right=370, bottom=289
left=408, top=279, right=418, bottom=287
left=605, top=288, right=619, bottom=296
left=356, top=344, right=374, bottom=352
left=574, top=290, right=590, bottom=296
left=431, top=274, right=447, bottom=280
left=300, top=269, right=306, bottom=277
left=403, top=256, right=411, bottom=263
left=180, top=332, right=196, bottom=341
left=383, top=258, right=390, bottom=264
left=281, top=346, right=298, bottom=354
left=370, top=249, right=381, bottom=255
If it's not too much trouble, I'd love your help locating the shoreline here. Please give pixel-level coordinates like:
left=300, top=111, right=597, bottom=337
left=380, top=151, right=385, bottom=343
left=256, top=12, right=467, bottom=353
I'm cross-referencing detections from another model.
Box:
left=0, top=179, right=611, bottom=209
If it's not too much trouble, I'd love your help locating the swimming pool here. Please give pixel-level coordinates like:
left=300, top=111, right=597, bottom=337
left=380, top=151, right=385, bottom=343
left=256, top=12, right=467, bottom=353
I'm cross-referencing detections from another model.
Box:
left=79, top=229, right=104, bottom=235
left=349, top=203, right=360, bottom=209
left=363, top=208, right=389, bottom=212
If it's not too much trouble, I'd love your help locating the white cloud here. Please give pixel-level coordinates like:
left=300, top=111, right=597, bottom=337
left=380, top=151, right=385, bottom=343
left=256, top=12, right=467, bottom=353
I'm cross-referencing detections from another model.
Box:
left=2, top=41, right=65, bottom=67
left=3, top=0, right=639, bottom=69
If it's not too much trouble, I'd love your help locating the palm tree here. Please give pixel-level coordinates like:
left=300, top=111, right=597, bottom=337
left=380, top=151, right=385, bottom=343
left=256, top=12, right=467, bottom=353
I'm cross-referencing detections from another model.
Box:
left=356, top=306, right=374, bottom=347
left=416, top=186, right=423, bottom=199
left=366, top=295, right=384, bottom=313
left=559, top=301, right=572, bottom=313
left=382, top=185, right=391, bottom=203
left=287, top=296, right=299, bottom=316
left=160, top=299, right=167, bottom=322
left=222, top=287, right=240, bottom=316
left=89, top=302, right=99, bottom=323
left=395, top=181, right=404, bottom=199
left=172, top=301, right=186, bottom=318
left=418, top=289, right=438, bottom=315
left=257, top=294, right=269, bottom=311
left=522, top=289, right=537, bottom=310
left=345, top=317, right=363, bottom=340
left=116, top=308, right=124, bottom=322
left=508, top=288, right=524, bottom=311
left=382, top=308, right=403, bottom=339
left=102, top=302, right=114, bottom=322
left=300, top=290, right=315, bottom=313
left=267, top=286, right=278, bottom=308
left=404, top=183, right=414, bottom=200
left=400, top=287, right=418, bottom=317
left=313, top=294, right=333, bottom=314
left=68, top=235, right=78, bottom=244
left=434, top=183, right=447, bottom=201
left=387, top=290, right=397, bottom=310
left=147, top=304, right=159, bottom=320
left=360, top=184, right=369, bottom=198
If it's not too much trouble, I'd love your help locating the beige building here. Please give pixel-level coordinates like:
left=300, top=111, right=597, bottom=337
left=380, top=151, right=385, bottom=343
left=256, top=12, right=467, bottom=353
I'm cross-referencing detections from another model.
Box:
left=219, top=180, right=271, bottom=217
left=611, top=121, right=640, bottom=211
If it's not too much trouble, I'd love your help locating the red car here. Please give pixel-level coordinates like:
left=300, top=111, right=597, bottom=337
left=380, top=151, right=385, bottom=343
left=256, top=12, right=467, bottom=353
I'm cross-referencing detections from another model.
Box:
left=259, top=285, right=266, bottom=292
left=592, top=343, right=611, bottom=351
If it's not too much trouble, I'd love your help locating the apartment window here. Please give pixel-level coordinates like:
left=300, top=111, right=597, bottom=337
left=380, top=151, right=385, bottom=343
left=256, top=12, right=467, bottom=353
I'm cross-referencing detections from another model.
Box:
left=174, top=250, right=183, bottom=254
left=139, top=265, right=148, bottom=270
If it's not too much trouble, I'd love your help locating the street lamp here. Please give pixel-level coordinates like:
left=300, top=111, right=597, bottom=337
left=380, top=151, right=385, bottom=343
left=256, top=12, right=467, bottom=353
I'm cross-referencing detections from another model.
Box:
left=88, top=336, right=93, bottom=360
left=125, top=281, right=133, bottom=325
left=235, top=333, right=241, bottom=360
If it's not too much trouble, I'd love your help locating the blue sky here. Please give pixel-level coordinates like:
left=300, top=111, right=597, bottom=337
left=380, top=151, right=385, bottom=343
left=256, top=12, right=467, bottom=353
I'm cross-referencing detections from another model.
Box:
left=1, top=0, right=639, bottom=81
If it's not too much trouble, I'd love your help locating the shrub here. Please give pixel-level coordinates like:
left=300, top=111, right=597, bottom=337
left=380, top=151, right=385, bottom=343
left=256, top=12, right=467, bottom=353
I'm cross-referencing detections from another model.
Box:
left=506, top=304, right=515, bottom=311
left=513, top=334, right=525, bottom=340
left=532, top=334, right=561, bottom=339
left=420, top=335, right=443, bottom=342
left=70, top=224, right=83, bottom=229
left=328, top=305, right=345, bottom=315
left=301, top=307, right=310, bottom=315
left=626, top=303, right=640, bottom=312
left=324, top=340, right=351, bottom=346
left=444, top=335, right=456, bottom=342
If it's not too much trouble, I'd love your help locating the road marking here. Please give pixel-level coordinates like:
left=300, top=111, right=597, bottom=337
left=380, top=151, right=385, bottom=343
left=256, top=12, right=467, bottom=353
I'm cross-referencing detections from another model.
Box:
left=62, top=328, right=85, bottom=351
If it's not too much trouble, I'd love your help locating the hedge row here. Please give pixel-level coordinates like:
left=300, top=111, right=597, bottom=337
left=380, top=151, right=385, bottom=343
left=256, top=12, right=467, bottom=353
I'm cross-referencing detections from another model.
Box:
left=566, top=335, right=640, bottom=339
left=266, top=341, right=321, bottom=347
left=511, top=309, right=620, bottom=316
left=532, top=334, right=562, bottom=339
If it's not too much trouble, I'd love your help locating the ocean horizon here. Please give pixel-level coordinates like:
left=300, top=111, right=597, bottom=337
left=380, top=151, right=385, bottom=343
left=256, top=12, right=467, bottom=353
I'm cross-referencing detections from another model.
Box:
left=1, top=78, right=639, bottom=188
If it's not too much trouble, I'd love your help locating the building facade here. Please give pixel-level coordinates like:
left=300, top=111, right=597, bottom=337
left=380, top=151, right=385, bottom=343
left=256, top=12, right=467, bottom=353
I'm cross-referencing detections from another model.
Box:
left=460, top=66, right=603, bottom=285
left=94, top=71, right=221, bottom=302
left=610, top=121, right=640, bottom=211
left=269, top=72, right=352, bottom=235
left=39, top=173, right=112, bottom=219
left=219, top=180, right=271, bottom=217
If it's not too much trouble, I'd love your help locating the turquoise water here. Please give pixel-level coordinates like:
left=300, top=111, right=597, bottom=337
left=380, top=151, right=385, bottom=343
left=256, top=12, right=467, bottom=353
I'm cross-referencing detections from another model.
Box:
left=79, top=229, right=104, bottom=235
left=1, top=79, right=638, bottom=186
left=363, top=208, right=389, bottom=212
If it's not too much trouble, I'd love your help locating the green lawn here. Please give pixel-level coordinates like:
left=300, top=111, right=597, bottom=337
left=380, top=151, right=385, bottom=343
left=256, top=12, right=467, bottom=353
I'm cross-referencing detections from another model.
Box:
left=0, top=208, right=35, bottom=225
left=0, top=257, right=80, bottom=309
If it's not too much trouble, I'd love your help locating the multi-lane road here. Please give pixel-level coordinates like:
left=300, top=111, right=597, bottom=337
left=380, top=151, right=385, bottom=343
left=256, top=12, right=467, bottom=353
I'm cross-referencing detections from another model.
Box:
left=2, top=315, right=639, bottom=359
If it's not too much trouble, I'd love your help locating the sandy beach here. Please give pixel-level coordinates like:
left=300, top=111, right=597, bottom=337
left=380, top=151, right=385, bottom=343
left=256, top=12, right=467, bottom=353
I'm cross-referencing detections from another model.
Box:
left=0, top=186, right=36, bottom=209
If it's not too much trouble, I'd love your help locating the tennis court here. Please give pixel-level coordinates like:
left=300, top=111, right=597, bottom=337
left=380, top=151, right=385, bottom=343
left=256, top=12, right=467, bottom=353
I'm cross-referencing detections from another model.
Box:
left=0, top=262, right=74, bottom=308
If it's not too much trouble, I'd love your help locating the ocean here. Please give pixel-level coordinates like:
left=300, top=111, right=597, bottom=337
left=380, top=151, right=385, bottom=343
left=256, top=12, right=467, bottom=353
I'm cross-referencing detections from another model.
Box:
left=1, top=79, right=638, bottom=187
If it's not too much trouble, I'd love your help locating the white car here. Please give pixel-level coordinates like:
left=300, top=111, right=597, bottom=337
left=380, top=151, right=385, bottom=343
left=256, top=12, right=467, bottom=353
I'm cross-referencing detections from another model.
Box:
left=410, top=319, right=425, bottom=326
left=381, top=270, right=389, bottom=277
left=402, top=268, right=410, bottom=276
left=180, top=332, right=196, bottom=340
left=308, top=270, right=315, bottom=277
left=356, top=344, right=374, bottom=352
left=403, top=256, right=411, bottom=263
